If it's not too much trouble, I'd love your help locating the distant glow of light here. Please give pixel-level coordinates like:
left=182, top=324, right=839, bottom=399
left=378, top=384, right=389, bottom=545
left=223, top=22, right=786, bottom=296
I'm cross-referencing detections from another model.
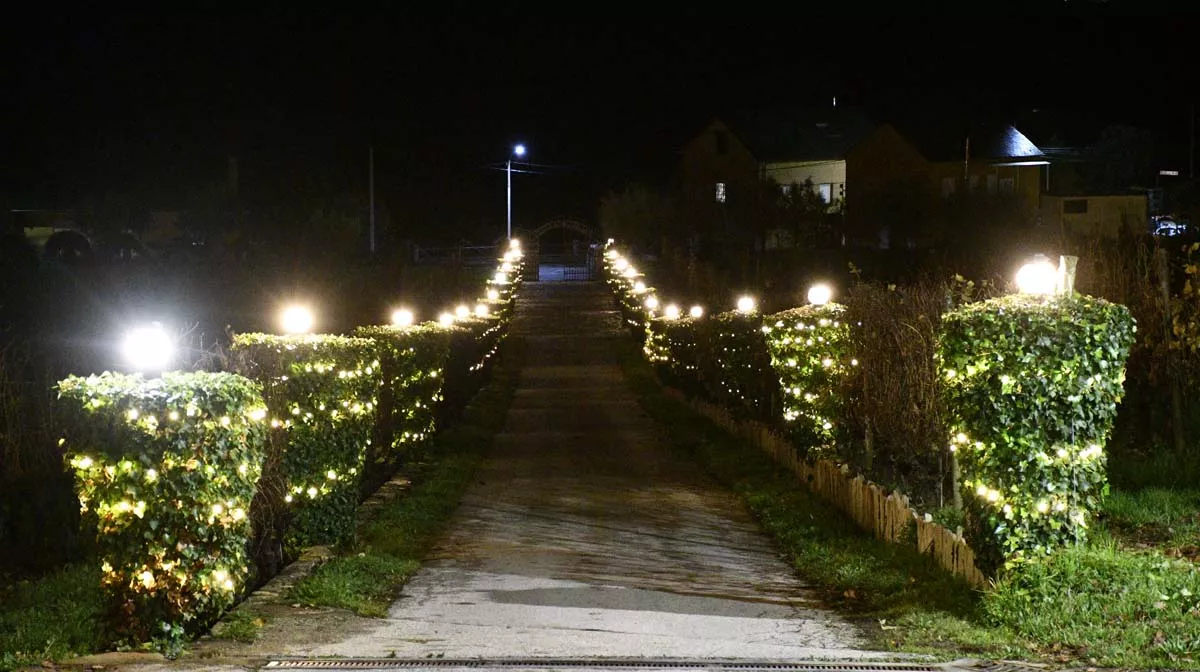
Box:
left=605, top=249, right=618, bottom=259
left=280, top=305, right=315, bottom=334
left=807, top=283, right=833, bottom=306
left=513, top=144, right=526, bottom=157
left=391, top=308, right=414, bottom=327
left=474, top=303, right=489, bottom=318
left=644, top=296, right=659, bottom=310
left=487, top=288, right=500, bottom=301
left=509, top=238, right=521, bottom=250
left=1015, top=256, right=1058, bottom=295
left=664, top=304, right=681, bottom=320
left=455, top=304, right=470, bottom=320
left=690, top=305, right=705, bottom=318
left=122, top=323, right=175, bottom=372
left=736, top=295, right=757, bottom=313
left=438, top=312, right=455, bottom=326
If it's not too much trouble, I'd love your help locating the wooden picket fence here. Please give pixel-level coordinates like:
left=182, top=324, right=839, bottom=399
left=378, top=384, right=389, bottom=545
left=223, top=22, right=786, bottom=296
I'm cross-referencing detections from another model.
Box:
left=666, top=388, right=988, bottom=588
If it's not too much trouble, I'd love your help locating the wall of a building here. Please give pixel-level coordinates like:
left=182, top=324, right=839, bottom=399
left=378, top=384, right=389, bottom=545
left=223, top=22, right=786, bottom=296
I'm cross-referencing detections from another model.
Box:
left=1041, top=194, right=1147, bottom=239
left=762, top=160, right=846, bottom=204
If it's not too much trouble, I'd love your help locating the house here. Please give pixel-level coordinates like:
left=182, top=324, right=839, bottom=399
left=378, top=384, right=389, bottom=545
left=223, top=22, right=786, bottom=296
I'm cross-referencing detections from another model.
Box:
left=1040, top=194, right=1147, bottom=239
left=844, top=120, right=1049, bottom=247
left=678, top=106, right=875, bottom=247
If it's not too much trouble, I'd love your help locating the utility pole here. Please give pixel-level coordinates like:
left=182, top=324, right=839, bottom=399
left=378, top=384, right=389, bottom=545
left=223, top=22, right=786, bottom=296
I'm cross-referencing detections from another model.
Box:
left=369, top=146, right=376, bottom=255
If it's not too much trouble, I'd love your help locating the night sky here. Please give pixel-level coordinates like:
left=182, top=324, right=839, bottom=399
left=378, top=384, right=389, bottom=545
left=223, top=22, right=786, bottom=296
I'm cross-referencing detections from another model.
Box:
left=3, top=10, right=1194, bottom=243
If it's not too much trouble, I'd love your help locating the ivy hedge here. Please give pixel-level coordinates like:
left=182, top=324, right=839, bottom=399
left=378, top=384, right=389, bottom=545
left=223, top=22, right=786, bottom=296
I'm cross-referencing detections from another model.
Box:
left=761, top=305, right=853, bottom=458
left=229, top=334, right=382, bottom=555
left=57, top=371, right=268, bottom=647
left=605, top=240, right=1139, bottom=571
left=940, top=294, right=1136, bottom=568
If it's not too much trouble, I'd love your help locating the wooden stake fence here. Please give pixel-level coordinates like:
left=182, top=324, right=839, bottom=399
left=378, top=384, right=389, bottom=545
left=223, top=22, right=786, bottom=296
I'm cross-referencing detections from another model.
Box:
left=666, top=388, right=988, bottom=588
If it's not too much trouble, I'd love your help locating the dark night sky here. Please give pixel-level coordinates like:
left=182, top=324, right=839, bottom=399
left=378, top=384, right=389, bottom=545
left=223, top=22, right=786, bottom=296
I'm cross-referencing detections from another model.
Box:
left=3, top=9, right=1195, bottom=243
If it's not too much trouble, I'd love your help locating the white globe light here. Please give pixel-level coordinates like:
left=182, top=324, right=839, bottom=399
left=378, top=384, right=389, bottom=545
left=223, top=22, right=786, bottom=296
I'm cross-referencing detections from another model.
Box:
left=487, top=288, right=501, bottom=301
left=509, top=238, right=521, bottom=250
left=1015, top=257, right=1058, bottom=295
left=689, top=305, right=705, bottom=319
left=493, top=271, right=509, bottom=284
left=664, top=304, right=681, bottom=320
left=122, top=323, right=175, bottom=372
left=807, top=283, right=833, bottom=306
left=513, top=144, right=526, bottom=157
left=475, top=304, right=490, bottom=318
left=633, top=281, right=647, bottom=294
left=644, top=296, right=659, bottom=310
left=455, top=304, right=470, bottom=320
left=501, top=261, right=514, bottom=273
left=280, top=305, right=315, bottom=334
left=605, top=249, right=618, bottom=259
left=622, top=266, right=638, bottom=278
left=613, top=258, right=628, bottom=271
left=391, top=308, right=414, bottom=327
left=736, top=295, right=757, bottom=313
left=438, top=312, right=455, bottom=326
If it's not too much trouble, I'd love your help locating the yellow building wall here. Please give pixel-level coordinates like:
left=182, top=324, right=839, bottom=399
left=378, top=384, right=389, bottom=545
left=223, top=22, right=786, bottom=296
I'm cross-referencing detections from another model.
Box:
left=762, top=160, right=846, bottom=203
left=1041, top=194, right=1147, bottom=239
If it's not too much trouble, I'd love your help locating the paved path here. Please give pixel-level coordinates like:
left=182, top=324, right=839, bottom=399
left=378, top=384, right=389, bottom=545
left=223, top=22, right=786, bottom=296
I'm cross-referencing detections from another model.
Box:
left=306, top=281, right=882, bottom=660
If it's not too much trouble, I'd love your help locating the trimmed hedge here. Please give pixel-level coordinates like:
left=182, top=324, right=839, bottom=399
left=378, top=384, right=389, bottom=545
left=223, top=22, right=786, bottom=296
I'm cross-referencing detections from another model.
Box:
left=940, top=293, right=1136, bottom=567
left=762, top=304, right=853, bottom=458
left=57, top=372, right=267, bottom=646
left=229, top=334, right=381, bottom=554
left=697, top=311, right=778, bottom=423
left=352, top=325, right=451, bottom=483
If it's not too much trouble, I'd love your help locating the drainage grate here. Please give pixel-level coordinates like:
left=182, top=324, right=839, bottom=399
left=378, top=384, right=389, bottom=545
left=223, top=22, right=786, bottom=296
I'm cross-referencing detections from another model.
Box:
left=265, top=660, right=941, bottom=672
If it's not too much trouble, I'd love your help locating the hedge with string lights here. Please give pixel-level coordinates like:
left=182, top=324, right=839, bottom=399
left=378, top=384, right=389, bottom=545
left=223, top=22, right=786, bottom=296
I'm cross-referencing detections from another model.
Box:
left=230, top=333, right=381, bottom=554
left=761, top=305, right=853, bottom=459
left=939, top=293, right=1135, bottom=569
left=696, top=311, right=779, bottom=423
left=353, top=325, right=451, bottom=481
left=57, top=371, right=268, bottom=648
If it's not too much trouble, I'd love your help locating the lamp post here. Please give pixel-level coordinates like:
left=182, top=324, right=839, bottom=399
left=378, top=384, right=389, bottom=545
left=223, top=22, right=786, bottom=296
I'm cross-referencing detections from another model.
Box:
left=507, top=144, right=526, bottom=240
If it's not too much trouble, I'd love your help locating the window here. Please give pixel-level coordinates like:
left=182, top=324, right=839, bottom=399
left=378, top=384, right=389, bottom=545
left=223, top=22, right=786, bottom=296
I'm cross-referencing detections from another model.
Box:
left=818, top=183, right=832, bottom=203
left=999, top=177, right=1015, bottom=195
left=715, top=182, right=727, bottom=203
left=941, top=177, right=957, bottom=199
left=714, top=130, right=729, bottom=155
left=987, top=174, right=998, bottom=195
left=780, top=184, right=792, bottom=196
left=1063, top=199, right=1088, bottom=214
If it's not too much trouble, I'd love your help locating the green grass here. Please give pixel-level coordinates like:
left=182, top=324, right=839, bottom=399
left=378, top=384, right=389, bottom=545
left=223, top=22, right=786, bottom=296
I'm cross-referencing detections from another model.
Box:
left=0, top=564, right=107, bottom=672
left=209, top=609, right=267, bottom=643
left=617, top=340, right=1200, bottom=669
left=286, top=344, right=519, bottom=616
left=1102, top=487, right=1200, bottom=557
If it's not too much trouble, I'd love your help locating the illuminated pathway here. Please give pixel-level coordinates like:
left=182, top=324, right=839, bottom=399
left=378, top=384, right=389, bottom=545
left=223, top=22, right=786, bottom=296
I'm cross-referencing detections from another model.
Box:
left=303, top=280, right=883, bottom=660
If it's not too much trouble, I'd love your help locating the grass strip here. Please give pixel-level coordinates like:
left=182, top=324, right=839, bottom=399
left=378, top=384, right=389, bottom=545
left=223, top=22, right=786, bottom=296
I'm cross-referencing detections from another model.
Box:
left=0, top=564, right=106, bottom=671
left=617, top=341, right=1200, bottom=669
left=286, top=342, right=520, bottom=616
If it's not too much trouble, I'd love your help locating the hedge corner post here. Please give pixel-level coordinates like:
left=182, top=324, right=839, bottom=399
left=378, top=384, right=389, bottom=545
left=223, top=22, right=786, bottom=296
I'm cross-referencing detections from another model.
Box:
left=1155, top=246, right=1187, bottom=460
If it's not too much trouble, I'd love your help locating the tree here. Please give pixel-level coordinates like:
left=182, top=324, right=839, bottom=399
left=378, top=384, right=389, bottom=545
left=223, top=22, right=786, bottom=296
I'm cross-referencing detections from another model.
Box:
left=598, top=183, right=679, bottom=253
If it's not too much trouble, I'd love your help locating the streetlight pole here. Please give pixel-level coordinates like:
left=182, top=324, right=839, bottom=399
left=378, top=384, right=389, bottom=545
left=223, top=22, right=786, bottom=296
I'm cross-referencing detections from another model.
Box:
left=507, top=144, right=526, bottom=240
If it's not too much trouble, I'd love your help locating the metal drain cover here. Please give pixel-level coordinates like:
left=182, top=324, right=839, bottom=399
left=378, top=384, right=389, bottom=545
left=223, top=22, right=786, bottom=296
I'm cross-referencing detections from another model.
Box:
left=265, top=660, right=940, bottom=672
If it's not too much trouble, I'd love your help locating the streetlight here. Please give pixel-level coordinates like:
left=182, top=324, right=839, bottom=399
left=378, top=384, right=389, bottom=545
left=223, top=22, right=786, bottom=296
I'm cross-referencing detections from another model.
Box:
left=507, top=144, right=526, bottom=240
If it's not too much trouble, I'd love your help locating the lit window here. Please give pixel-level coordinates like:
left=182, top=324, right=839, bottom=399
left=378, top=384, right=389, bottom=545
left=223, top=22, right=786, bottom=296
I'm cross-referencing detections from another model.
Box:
left=715, top=182, right=727, bottom=203
left=780, top=184, right=792, bottom=196
left=818, top=183, right=832, bottom=203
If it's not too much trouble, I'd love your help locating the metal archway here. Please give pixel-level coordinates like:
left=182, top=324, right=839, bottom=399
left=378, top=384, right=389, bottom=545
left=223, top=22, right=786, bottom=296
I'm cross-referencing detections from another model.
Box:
left=514, top=217, right=600, bottom=281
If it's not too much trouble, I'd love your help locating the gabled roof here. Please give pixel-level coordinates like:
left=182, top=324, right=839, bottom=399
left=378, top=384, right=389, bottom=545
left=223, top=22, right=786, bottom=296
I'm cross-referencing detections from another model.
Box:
left=723, top=105, right=875, bottom=163
left=888, top=118, right=1045, bottom=163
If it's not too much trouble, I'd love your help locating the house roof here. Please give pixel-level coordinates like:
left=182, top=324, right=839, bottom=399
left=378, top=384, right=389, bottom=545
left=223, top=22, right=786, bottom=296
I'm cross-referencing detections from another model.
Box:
left=723, top=106, right=875, bottom=163
left=888, top=118, right=1046, bottom=163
